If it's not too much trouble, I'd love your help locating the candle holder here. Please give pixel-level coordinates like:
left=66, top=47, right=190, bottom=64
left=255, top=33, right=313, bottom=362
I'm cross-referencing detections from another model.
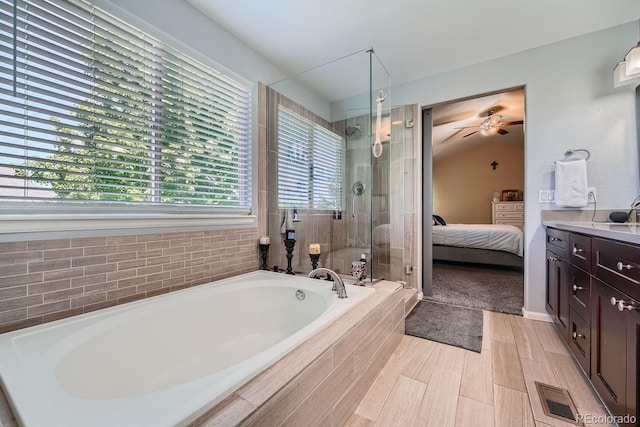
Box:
left=284, top=238, right=296, bottom=275
left=259, top=243, right=270, bottom=270
left=309, top=253, right=320, bottom=270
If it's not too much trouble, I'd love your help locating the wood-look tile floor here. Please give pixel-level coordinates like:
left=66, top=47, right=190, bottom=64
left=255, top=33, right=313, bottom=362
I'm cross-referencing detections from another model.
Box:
left=347, top=311, right=612, bottom=427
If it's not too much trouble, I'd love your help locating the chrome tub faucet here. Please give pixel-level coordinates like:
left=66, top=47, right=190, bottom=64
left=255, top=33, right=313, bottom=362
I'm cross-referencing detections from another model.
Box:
left=308, top=268, right=348, bottom=298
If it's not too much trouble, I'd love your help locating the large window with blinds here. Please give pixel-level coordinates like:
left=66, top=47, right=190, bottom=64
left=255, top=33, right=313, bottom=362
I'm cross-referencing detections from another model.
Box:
left=277, top=106, right=343, bottom=210
left=0, top=0, right=252, bottom=213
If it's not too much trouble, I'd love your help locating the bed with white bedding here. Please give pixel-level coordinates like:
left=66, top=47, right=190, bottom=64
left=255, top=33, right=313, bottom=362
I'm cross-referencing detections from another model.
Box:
left=432, top=223, right=524, bottom=267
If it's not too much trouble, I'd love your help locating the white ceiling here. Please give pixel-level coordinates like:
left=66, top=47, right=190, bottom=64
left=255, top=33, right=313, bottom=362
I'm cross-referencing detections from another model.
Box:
left=188, top=0, right=640, bottom=102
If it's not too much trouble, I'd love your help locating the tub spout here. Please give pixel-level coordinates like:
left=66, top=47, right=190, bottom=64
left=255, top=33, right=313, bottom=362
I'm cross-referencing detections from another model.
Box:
left=308, top=268, right=348, bottom=298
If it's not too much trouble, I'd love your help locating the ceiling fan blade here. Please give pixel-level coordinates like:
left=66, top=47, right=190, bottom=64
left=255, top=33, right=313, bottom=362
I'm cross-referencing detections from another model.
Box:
left=462, top=131, right=478, bottom=138
left=453, top=125, right=481, bottom=130
left=500, top=120, right=524, bottom=126
left=433, top=110, right=477, bottom=126
left=497, top=128, right=509, bottom=135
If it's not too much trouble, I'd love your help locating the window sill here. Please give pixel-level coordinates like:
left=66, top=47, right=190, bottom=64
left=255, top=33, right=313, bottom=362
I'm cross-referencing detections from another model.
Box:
left=0, top=213, right=257, bottom=241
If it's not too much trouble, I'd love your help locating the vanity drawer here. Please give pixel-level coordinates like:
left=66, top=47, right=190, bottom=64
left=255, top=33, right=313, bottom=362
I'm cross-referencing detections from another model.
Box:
left=593, top=238, right=640, bottom=300
left=569, top=307, right=591, bottom=377
left=569, top=265, right=591, bottom=319
left=546, top=228, right=569, bottom=258
left=569, top=233, right=591, bottom=273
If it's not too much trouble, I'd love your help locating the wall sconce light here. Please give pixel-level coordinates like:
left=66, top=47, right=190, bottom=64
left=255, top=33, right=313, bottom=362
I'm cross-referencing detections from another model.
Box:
left=614, top=22, right=640, bottom=87
left=625, top=42, right=640, bottom=75
left=614, top=61, right=640, bottom=87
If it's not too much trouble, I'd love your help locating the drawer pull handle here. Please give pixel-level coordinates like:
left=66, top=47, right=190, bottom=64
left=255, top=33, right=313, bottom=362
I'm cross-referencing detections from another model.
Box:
left=617, top=301, right=639, bottom=312
left=572, top=246, right=584, bottom=254
left=548, top=256, right=559, bottom=262
left=572, top=284, right=585, bottom=292
left=572, top=332, right=585, bottom=339
left=549, top=237, right=561, bottom=242
left=616, top=261, right=632, bottom=271
left=611, top=297, right=639, bottom=311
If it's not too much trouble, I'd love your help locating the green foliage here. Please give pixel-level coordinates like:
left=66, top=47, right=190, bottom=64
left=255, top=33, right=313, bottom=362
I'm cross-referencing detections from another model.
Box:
left=21, top=38, right=243, bottom=206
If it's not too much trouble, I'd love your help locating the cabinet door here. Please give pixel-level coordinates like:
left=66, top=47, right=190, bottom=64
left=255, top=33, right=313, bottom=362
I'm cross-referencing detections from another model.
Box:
left=546, top=250, right=559, bottom=318
left=624, top=300, right=638, bottom=426
left=546, top=250, right=570, bottom=340
left=569, top=307, right=591, bottom=376
left=591, top=278, right=630, bottom=419
left=569, top=265, right=591, bottom=320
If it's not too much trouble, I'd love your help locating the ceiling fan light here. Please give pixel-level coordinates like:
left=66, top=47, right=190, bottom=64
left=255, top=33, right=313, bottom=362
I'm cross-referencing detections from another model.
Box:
left=614, top=61, right=640, bottom=87
left=480, top=126, right=499, bottom=136
left=624, top=43, right=640, bottom=75
left=488, top=114, right=502, bottom=126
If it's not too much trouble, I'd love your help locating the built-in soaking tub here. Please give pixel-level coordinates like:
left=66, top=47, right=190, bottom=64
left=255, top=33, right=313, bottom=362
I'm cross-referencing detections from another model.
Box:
left=0, top=271, right=374, bottom=427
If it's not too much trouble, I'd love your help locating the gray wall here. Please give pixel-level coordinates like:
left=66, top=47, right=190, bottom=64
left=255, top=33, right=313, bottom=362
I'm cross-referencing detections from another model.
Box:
left=363, top=22, right=638, bottom=317
left=85, top=0, right=640, bottom=317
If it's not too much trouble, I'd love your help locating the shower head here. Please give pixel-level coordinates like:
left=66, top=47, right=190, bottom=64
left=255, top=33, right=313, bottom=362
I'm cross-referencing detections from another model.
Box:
left=345, top=124, right=361, bottom=137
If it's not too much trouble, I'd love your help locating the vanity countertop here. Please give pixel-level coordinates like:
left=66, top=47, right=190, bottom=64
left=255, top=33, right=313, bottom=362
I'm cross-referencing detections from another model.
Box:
left=543, top=220, right=640, bottom=245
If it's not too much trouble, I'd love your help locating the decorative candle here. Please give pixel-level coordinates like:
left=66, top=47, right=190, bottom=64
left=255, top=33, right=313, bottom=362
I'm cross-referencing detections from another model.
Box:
left=309, top=243, right=321, bottom=255
left=259, top=236, right=270, bottom=245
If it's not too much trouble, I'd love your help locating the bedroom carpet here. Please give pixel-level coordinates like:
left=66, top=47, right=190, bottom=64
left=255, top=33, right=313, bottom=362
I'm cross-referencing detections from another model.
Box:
left=428, top=261, right=524, bottom=315
left=405, top=300, right=482, bottom=353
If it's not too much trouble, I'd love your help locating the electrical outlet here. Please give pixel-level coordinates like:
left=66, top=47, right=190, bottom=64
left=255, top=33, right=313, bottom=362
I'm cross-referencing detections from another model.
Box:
left=587, top=187, right=596, bottom=203
left=539, top=190, right=555, bottom=203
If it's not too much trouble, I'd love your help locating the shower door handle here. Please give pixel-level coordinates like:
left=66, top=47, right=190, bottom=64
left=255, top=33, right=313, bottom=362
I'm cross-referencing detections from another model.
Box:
left=352, top=197, right=356, bottom=218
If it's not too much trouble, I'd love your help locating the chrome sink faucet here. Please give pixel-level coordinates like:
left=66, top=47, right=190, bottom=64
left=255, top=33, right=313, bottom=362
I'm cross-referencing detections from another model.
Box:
left=308, top=268, right=348, bottom=298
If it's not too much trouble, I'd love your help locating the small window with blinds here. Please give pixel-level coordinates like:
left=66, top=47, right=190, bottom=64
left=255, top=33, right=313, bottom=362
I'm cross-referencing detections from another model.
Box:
left=0, top=0, right=252, bottom=213
left=277, top=106, right=343, bottom=210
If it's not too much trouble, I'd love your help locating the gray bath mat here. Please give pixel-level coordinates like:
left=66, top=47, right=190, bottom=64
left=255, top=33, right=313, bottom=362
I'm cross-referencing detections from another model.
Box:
left=405, top=300, right=483, bottom=353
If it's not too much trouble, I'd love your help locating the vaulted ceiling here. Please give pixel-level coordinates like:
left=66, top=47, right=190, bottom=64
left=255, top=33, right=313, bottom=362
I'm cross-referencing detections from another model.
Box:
left=432, top=89, right=525, bottom=159
left=188, top=0, right=640, bottom=102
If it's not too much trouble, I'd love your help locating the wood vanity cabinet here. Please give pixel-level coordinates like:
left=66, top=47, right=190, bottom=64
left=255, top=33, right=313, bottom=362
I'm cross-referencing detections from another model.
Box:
left=546, top=228, right=639, bottom=424
left=591, top=238, right=639, bottom=425
left=546, top=228, right=570, bottom=341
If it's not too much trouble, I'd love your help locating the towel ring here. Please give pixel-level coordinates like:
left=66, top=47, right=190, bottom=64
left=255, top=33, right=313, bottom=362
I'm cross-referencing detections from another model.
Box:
left=564, top=149, right=590, bottom=161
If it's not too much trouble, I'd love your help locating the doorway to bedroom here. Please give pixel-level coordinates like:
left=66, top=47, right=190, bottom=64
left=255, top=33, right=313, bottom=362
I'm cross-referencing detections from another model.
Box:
left=426, top=87, right=525, bottom=315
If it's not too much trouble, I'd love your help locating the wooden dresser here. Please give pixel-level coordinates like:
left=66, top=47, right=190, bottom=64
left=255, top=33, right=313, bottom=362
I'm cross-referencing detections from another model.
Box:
left=492, top=201, right=524, bottom=229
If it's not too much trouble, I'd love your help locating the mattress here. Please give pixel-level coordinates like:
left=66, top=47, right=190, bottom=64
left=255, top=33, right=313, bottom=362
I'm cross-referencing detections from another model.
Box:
left=432, top=223, right=523, bottom=256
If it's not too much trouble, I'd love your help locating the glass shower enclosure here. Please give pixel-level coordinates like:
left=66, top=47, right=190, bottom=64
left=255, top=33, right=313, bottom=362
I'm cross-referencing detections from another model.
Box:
left=264, top=48, right=417, bottom=288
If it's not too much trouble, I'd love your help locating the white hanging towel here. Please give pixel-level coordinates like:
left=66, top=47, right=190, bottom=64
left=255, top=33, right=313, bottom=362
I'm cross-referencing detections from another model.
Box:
left=280, top=209, right=293, bottom=233
left=554, top=159, right=588, bottom=207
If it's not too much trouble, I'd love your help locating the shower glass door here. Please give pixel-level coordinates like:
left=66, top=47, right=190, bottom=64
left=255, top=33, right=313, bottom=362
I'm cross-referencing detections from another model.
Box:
left=266, top=49, right=391, bottom=283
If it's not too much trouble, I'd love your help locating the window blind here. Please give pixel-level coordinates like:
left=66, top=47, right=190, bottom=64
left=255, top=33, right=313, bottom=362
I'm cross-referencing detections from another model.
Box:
left=277, top=106, right=343, bottom=209
left=0, top=0, right=252, bottom=210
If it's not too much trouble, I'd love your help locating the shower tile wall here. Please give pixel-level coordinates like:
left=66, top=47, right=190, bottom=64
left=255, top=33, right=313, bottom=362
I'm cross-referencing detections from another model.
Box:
left=263, top=83, right=418, bottom=289
left=389, top=105, right=418, bottom=289
left=264, top=85, right=340, bottom=274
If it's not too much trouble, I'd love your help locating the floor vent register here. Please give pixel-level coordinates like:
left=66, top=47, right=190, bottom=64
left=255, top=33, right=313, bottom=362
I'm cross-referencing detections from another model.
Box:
left=535, top=381, right=584, bottom=426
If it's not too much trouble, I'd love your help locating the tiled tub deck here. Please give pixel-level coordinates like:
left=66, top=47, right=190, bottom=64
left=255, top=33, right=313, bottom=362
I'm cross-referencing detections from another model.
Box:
left=0, top=280, right=404, bottom=427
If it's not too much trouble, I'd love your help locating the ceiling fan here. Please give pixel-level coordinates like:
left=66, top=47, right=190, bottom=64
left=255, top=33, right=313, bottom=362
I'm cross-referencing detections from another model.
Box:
left=455, top=110, right=523, bottom=138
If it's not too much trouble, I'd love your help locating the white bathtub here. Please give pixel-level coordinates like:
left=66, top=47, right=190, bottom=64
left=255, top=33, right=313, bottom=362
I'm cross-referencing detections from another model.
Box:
left=0, top=271, right=374, bottom=427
